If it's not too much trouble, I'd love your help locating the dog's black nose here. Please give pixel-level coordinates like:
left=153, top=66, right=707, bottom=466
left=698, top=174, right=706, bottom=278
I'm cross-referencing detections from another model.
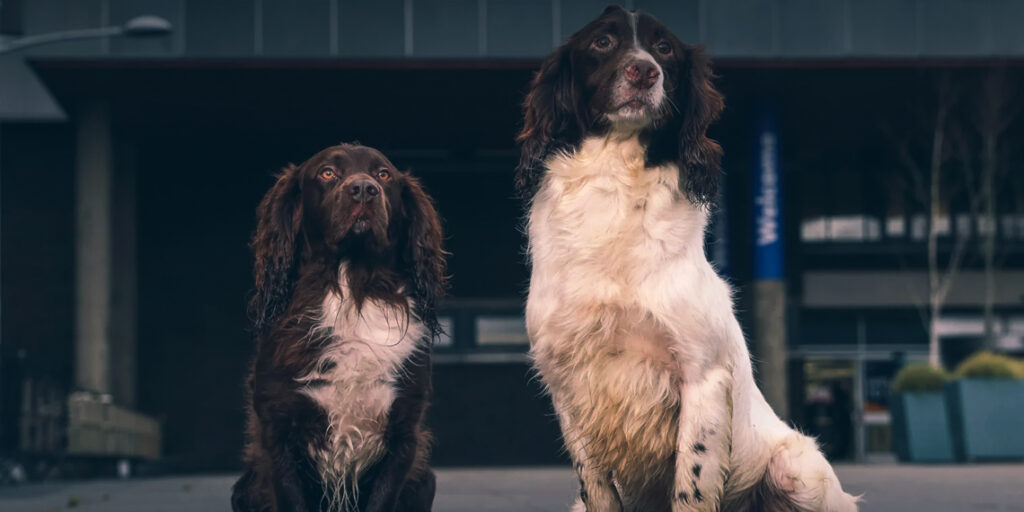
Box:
left=349, top=179, right=381, bottom=203
left=625, top=60, right=659, bottom=89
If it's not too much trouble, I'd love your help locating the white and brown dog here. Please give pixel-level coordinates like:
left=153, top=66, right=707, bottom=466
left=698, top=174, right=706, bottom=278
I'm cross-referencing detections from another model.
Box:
left=517, top=6, right=859, bottom=512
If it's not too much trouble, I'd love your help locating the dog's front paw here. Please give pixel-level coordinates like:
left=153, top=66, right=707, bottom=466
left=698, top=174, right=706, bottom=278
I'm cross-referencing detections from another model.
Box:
left=671, top=455, right=726, bottom=512
left=570, top=498, right=623, bottom=512
left=672, top=366, right=733, bottom=512
left=765, top=434, right=860, bottom=512
left=572, top=469, right=623, bottom=512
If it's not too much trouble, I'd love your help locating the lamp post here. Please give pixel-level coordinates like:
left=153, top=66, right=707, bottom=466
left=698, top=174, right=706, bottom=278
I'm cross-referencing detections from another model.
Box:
left=0, top=14, right=171, bottom=471
left=0, top=15, right=172, bottom=55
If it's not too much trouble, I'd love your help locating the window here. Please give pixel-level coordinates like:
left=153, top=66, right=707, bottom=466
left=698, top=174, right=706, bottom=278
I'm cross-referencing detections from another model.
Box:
left=799, top=170, right=882, bottom=243
left=475, top=316, right=529, bottom=346
left=886, top=216, right=905, bottom=237
left=956, top=214, right=973, bottom=238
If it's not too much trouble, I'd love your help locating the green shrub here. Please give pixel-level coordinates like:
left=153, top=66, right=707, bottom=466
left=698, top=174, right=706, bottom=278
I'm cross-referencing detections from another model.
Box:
left=892, top=363, right=949, bottom=393
left=953, top=351, right=1024, bottom=380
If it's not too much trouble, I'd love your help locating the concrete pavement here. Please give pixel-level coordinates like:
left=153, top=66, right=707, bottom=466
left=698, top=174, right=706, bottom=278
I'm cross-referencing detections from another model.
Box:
left=1, top=465, right=1023, bottom=511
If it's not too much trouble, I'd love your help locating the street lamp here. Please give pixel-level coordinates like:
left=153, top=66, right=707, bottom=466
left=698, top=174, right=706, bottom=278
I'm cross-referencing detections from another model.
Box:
left=0, top=15, right=173, bottom=55
left=0, top=15, right=172, bottom=475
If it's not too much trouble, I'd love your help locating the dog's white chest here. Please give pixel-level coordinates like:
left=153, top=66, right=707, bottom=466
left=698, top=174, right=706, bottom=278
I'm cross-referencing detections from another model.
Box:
left=528, top=136, right=711, bottom=298
left=297, top=282, right=423, bottom=493
left=526, top=135, right=735, bottom=376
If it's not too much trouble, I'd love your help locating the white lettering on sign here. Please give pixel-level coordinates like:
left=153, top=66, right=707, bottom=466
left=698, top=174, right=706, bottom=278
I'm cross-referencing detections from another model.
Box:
left=756, top=132, right=779, bottom=247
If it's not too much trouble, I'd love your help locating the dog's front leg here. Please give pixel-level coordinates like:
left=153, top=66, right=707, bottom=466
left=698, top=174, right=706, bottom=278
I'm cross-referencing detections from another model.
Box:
left=362, top=427, right=420, bottom=512
left=365, top=348, right=433, bottom=512
left=557, top=408, right=622, bottom=512
left=672, top=366, right=733, bottom=512
left=252, top=373, right=313, bottom=512
left=251, top=415, right=310, bottom=511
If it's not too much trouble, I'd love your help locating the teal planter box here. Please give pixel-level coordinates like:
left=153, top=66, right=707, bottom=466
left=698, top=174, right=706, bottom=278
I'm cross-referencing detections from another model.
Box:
left=891, top=392, right=954, bottom=462
left=946, top=379, right=1024, bottom=462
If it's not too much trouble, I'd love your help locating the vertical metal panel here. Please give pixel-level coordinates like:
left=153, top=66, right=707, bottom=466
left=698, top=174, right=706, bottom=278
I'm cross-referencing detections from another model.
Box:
left=263, top=0, right=330, bottom=57
left=329, top=0, right=339, bottom=54
left=1, top=0, right=25, bottom=36
left=634, top=0, right=700, bottom=43
left=21, top=0, right=104, bottom=55
left=991, top=0, right=1024, bottom=55
left=110, top=0, right=179, bottom=56
left=405, top=0, right=413, bottom=55
left=918, top=0, right=990, bottom=56
left=184, top=0, right=255, bottom=56
left=339, top=0, right=405, bottom=57
left=559, top=0, right=605, bottom=41
left=254, top=0, right=263, bottom=54
left=478, top=0, right=486, bottom=54
left=487, top=0, right=553, bottom=57
left=777, top=0, right=844, bottom=56
left=704, top=0, right=775, bottom=56
left=412, top=0, right=478, bottom=57
left=848, top=0, right=916, bottom=56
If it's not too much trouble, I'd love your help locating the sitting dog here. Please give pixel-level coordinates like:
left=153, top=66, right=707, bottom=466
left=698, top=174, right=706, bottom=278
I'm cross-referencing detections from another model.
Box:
left=231, top=143, right=445, bottom=512
left=517, top=6, right=859, bottom=512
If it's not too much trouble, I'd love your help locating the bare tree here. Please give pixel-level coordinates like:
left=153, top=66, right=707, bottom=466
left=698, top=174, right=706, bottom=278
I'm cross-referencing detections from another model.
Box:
left=887, top=72, right=971, bottom=368
left=971, top=68, right=1018, bottom=346
left=949, top=68, right=1022, bottom=349
left=894, top=67, right=1024, bottom=364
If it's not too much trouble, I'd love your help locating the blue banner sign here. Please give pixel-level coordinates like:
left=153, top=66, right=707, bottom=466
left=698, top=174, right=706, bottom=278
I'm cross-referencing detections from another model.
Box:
left=753, top=109, right=784, bottom=280
left=711, top=188, right=730, bottom=278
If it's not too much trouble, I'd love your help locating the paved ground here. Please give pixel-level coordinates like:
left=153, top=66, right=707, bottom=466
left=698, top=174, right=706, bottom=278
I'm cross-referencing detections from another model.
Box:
left=1, top=465, right=1023, bottom=511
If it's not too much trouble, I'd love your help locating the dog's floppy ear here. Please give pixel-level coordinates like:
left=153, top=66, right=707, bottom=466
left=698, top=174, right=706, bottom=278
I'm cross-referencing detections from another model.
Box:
left=673, top=44, right=724, bottom=205
left=516, top=44, right=582, bottom=199
left=401, top=174, right=447, bottom=336
left=250, top=165, right=303, bottom=337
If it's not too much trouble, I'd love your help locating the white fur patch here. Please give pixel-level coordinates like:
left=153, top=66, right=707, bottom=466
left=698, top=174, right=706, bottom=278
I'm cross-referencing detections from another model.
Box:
left=526, top=134, right=858, bottom=510
left=296, top=267, right=424, bottom=510
left=527, top=135, right=732, bottom=369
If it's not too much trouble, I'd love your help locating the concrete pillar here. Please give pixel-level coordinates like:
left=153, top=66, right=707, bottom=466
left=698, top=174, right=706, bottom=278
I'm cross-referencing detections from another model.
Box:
left=754, top=280, right=788, bottom=419
left=752, top=106, right=788, bottom=420
left=75, top=101, right=113, bottom=396
left=75, top=101, right=137, bottom=406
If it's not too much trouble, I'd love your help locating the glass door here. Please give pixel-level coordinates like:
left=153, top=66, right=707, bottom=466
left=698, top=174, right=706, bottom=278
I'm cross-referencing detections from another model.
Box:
left=802, top=359, right=857, bottom=461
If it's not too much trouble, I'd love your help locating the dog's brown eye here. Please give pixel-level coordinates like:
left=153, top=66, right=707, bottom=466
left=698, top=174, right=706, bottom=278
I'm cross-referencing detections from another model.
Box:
left=376, top=168, right=391, bottom=181
left=592, top=35, right=614, bottom=51
left=319, top=167, right=337, bottom=180
left=656, top=41, right=672, bottom=55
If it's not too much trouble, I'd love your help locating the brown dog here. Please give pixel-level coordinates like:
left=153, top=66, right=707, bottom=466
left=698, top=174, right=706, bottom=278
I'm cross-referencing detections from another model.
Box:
left=231, top=143, right=445, bottom=512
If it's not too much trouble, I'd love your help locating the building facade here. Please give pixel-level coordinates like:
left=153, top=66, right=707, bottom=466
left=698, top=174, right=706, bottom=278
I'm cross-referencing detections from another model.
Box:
left=2, top=0, right=1023, bottom=471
